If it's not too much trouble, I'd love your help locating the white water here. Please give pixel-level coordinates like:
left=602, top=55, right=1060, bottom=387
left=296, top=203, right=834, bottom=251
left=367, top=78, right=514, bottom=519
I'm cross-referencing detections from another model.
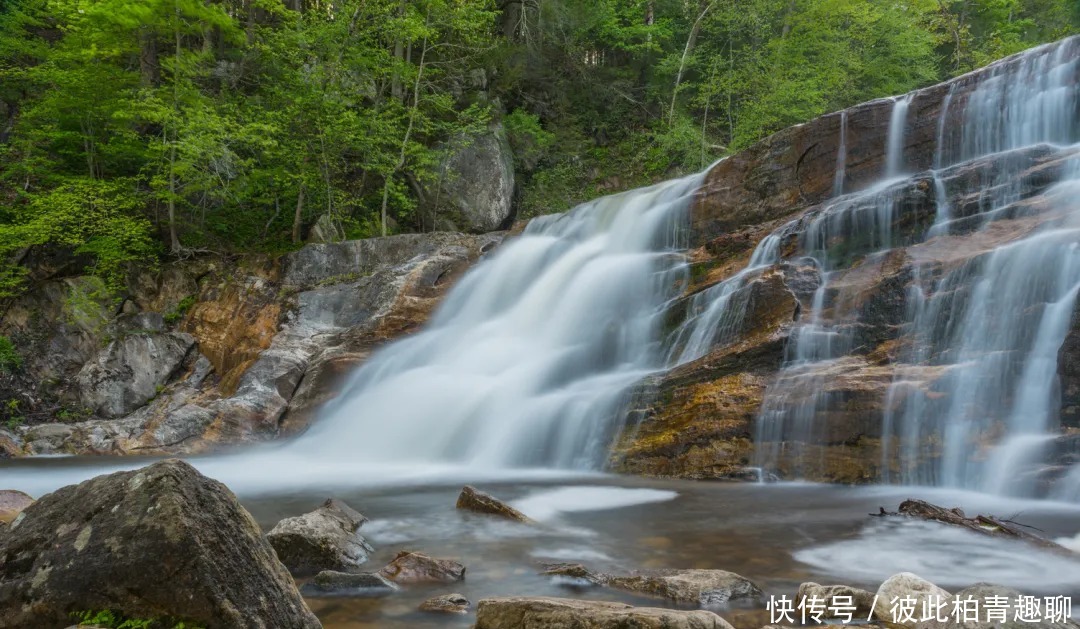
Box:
left=752, top=37, right=1080, bottom=497
left=4, top=40, right=1080, bottom=507
left=885, top=94, right=912, bottom=177
left=291, top=174, right=699, bottom=469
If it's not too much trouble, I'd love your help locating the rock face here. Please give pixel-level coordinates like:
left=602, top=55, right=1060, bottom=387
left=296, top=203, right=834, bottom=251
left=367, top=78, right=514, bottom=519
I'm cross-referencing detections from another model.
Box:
left=423, top=123, right=516, bottom=233
left=456, top=485, right=533, bottom=522
left=1, top=231, right=502, bottom=457
left=76, top=330, right=195, bottom=418
left=474, top=597, right=734, bottom=629
left=0, top=459, right=320, bottom=629
left=615, top=36, right=1080, bottom=485
left=378, top=551, right=466, bottom=584
left=266, top=498, right=372, bottom=577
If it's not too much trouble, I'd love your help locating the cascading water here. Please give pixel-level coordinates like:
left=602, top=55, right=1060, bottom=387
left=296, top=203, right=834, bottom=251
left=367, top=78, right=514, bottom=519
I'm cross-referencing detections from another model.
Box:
left=293, top=174, right=700, bottom=469
left=748, top=36, right=1080, bottom=497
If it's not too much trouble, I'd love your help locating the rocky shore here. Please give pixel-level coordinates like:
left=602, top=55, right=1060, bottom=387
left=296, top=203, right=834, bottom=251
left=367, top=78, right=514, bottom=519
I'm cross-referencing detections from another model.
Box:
left=3, top=461, right=1075, bottom=628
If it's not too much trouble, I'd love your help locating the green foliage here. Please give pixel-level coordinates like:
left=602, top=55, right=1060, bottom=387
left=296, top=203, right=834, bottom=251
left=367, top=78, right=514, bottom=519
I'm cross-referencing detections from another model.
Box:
left=72, top=610, right=204, bottom=629
left=163, top=295, right=196, bottom=325
left=0, top=0, right=1075, bottom=269
left=0, top=335, right=22, bottom=373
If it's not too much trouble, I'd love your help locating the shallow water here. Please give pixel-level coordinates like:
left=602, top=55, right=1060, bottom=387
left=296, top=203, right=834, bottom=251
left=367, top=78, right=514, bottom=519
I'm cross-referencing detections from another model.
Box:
left=9, top=457, right=1077, bottom=628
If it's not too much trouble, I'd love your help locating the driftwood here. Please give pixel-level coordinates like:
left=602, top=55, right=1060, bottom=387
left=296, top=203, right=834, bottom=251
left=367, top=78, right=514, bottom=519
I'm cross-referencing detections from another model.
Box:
left=873, top=499, right=1076, bottom=555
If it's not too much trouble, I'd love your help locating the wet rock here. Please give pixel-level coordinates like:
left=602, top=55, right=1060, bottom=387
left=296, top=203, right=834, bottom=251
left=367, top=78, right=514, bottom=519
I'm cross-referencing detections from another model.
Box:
left=419, top=593, right=470, bottom=614
left=611, top=270, right=798, bottom=479
left=0, top=489, right=33, bottom=524
left=0, top=459, right=320, bottom=629
left=541, top=563, right=609, bottom=586
left=304, top=570, right=398, bottom=595
left=266, top=498, right=373, bottom=577
left=542, top=565, right=761, bottom=608
left=796, top=582, right=876, bottom=619
left=378, top=551, right=466, bottom=584
left=76, top=331, right=195, bottom=418
left=475, top=597, right=734, bottom=629
left=873, top=572, right=952, bottom=628
left=422, top=123, right=515, bottom=233
left=456, top=485, right=532, bottom=522
left=608, top=569, right=763, bottom=607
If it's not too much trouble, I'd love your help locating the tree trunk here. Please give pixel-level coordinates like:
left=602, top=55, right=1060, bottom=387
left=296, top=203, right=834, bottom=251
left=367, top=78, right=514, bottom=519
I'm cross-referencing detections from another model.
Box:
left=291, top=183, right=306, bottom=243
left=139, top=28, right=160, bottom=87
left=668, top=1, right=714, bottom=125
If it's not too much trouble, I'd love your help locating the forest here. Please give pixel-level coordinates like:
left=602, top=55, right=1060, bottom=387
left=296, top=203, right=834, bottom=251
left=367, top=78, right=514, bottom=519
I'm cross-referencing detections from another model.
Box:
left=0, top=0, right=1077, bottom=297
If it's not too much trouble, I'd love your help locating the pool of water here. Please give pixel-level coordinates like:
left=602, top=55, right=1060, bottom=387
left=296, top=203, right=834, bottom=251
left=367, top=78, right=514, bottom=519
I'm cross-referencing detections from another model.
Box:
left=4, top=457, right=1080, bottom=628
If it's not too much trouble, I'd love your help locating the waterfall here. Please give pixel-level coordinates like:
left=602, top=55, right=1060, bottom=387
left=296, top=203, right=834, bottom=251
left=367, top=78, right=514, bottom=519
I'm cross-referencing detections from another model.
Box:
left=747, top=36, right=1080, bottom=496
left=834, top=111, right=848, bottom=196
left=885, top=95, right=912, bottom=178
left=293, top=174, right=701, bottom=469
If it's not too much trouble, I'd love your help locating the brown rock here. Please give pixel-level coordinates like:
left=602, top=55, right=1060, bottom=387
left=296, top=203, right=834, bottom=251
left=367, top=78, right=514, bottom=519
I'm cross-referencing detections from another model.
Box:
left=456, top=485, right=532, bottom=522
left=475, top=597, right=734, bottom=629
left=378, top=551, right=465, bottom=584
left=419, top=593, right=470, bottom=614
left=0, top=490, right=33, bottom=524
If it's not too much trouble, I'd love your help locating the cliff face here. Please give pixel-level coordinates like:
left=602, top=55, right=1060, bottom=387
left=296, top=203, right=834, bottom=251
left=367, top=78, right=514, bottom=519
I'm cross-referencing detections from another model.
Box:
left=0, top=233, right=502, bottom=456
left=613, top=37, right=1080, bottom=486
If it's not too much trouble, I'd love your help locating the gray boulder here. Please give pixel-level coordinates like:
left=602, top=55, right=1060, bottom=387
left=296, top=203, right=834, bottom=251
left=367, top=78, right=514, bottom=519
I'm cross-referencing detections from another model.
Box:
left=266, top=498, right=373, bottom=577
left=76, top=331, right=195, bottom=418
left=873, top=572, right=952, bottom=628
left=475, top=597, right=734, bottom=629
left=424, top=124, right=515, bottom=233
left=0, top=459, right=320, bottom=629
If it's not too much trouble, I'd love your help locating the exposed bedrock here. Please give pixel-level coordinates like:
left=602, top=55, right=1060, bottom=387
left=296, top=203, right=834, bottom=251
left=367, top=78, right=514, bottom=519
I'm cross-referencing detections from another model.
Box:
left=617, top=36, right=1080, bottom=486
left=0, top=232, right=503, bottom=456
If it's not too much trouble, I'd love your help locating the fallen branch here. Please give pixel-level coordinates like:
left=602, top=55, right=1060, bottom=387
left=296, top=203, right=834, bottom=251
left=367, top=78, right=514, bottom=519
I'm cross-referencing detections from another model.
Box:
left=873, top=499, right=1075, bottom=555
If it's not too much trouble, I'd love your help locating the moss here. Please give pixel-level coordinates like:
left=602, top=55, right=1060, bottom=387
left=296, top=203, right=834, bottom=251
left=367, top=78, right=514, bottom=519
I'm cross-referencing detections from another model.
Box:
left=72, top=610, right=204, bottom=629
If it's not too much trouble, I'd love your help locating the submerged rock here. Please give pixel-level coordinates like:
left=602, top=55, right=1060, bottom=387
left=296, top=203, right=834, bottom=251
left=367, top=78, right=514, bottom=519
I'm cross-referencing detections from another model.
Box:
left=542, top=564, right=761, bottom=608
left=305, top=570, right=398, bottom=595
left=0, top=459, right=320, bottom=629
left=0, top=489, right=33, bottom=524
left=266, top=498, right=373, bottom=577
left=419, top=593, right=471, bottom=614
left=475, top=596, right=734, bottom=629
left=456, top=485, right=533, bottom=522
left=609, top=569, right=763, bottom=607
left=378, top=551, right=466, bottom=584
